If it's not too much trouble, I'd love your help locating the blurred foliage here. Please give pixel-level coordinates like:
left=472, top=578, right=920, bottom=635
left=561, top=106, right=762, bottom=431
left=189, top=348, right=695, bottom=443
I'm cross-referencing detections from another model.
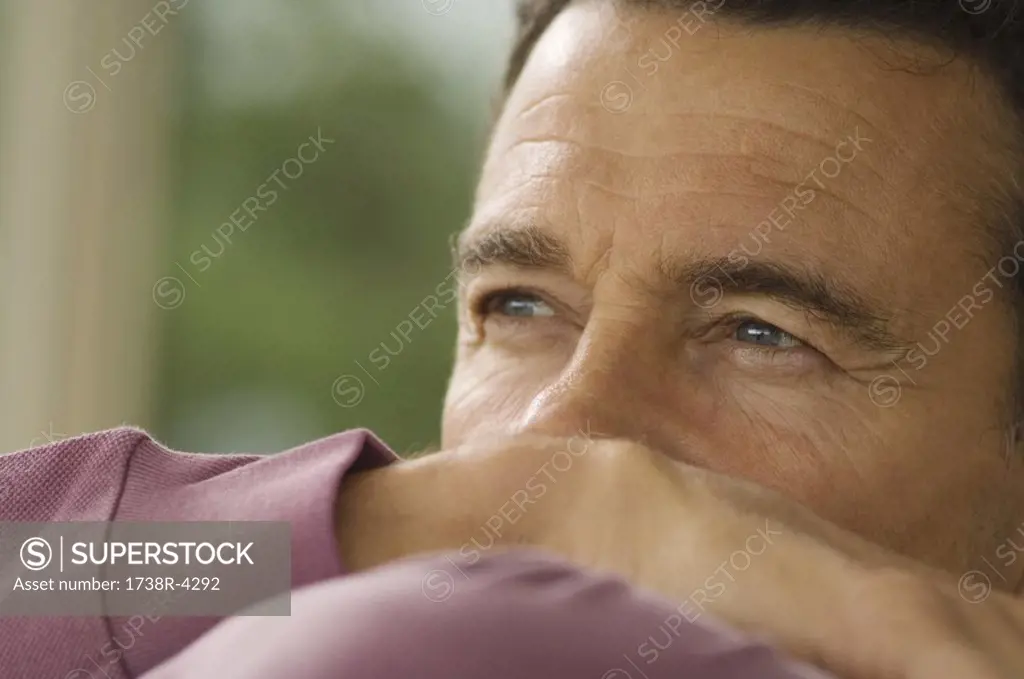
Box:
left=153, top=5, right=492, bottom=455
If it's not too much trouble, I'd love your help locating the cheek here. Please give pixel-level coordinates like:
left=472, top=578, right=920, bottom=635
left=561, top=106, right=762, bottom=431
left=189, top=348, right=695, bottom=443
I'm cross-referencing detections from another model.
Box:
left=689, top=385, right=842, bottom=492
left=442, top=350, right=561, bottom=447
left=686, top=381, right=894, bottom=527
left=696, top=382, right=991, bottom=562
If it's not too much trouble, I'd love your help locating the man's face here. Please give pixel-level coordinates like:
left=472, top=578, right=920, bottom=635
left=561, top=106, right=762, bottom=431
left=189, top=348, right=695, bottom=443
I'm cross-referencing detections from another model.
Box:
left=442, top=0, right=1024, bottom=576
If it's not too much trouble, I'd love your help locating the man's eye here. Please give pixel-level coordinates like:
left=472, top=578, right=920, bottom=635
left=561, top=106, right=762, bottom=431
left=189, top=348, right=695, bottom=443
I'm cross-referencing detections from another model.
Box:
left=733, top=319, right=805, bottom=348
left=483, top=291, right=556, bottom=318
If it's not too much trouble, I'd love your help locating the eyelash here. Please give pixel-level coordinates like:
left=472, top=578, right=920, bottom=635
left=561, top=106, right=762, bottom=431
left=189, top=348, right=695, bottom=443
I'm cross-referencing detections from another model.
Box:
left=475, top=290, right=818, bottom=360
left=476, top=288, right=548, bottom=318
left=706, top=311, right=813, bottom=352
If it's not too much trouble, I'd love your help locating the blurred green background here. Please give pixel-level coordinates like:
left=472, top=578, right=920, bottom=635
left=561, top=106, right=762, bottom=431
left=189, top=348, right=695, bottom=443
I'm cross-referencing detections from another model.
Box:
left=0, top=1, right=516, bottom=456
left=159, top=2, right=515, bottom=455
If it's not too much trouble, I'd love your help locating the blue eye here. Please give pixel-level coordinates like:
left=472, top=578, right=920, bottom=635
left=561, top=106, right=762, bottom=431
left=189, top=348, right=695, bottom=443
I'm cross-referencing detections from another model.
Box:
left=493, top=293, right=555, bottom=318
left=734, top=319, right=803, bottom=348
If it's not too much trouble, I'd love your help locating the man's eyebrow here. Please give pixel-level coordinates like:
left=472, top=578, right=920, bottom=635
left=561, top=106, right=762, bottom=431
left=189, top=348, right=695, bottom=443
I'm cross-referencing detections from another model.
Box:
left=453, top=229, right=907, bottom=351
left=454, top=226, right=573, bottom=273
left=679, top=257, right=910, bottom=351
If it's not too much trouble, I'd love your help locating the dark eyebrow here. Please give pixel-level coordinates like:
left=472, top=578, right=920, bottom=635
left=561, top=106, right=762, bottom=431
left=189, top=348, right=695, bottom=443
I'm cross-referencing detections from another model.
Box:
left=679, top=257, right=909, bottom=351
left=454, top=225, right=573, bottom=274
left=454, top=226, right=908, bottom=352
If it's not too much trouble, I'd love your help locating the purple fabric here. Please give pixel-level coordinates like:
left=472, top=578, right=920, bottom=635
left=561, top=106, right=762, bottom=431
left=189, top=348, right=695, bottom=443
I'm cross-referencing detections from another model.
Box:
left=0, top=427, right=833, bottom=679
left=0, top=427, right=396, bottom=678
left=146, top=551, right=832, bottom=679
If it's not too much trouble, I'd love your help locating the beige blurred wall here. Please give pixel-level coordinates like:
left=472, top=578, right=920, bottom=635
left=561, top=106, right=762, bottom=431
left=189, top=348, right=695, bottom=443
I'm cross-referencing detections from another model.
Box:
left=0, top=0, right=178, bottom=451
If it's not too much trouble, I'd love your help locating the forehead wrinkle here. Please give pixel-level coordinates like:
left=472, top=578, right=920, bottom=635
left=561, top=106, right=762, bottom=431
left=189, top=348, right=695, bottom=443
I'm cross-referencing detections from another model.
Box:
left=496, top=117, right=888, bottom=223
left=502, top=105, right=866, bottom=169
left=490, top=102, right=887, bottom=223
left=493, top=111, right=872, bottom=186
left=502, top=63, right=860, bottom=140
left=770, top=77, right=892, bottom=140
left=663, top=111, right=881, bottom=175
left=503, top=151, right=884, bottom=231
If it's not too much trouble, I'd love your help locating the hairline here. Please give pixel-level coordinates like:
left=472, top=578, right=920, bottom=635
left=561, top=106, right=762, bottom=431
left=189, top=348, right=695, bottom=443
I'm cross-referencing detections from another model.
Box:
left=492, top=0, right=1024, bottom=423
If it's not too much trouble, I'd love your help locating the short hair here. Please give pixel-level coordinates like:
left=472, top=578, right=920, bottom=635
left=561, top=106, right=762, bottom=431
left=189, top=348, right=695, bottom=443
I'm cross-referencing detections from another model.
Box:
left=500, top=0, right=1024, bottom=416
left=505, top=1, right=1024, bottom=110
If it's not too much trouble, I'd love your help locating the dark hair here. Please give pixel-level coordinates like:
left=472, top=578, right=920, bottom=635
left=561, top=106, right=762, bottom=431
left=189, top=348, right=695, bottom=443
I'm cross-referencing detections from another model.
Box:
left=502, top=0, right=1024, bottom=418
left=505, top=0, right=1024, bottom=106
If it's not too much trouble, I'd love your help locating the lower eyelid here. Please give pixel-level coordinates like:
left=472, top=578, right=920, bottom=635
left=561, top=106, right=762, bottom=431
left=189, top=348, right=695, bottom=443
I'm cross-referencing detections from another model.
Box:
left=483, top=291, right=553, bottom=316
left=727, top=317, right=815, bottom=349
left=727, top=345, right=820, bottom=372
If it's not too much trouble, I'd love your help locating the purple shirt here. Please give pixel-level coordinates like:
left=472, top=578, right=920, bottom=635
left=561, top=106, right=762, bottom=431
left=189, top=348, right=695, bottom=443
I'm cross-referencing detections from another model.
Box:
left=0, top=427, right=832, bottom=679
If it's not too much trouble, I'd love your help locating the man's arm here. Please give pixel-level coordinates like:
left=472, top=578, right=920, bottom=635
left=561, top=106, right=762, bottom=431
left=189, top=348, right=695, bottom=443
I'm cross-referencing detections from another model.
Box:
left=145, top=551, right=831, bottom=679
left=335, top=434, right=1024, bottom=679
left=0, top=427, right=398, bottom=679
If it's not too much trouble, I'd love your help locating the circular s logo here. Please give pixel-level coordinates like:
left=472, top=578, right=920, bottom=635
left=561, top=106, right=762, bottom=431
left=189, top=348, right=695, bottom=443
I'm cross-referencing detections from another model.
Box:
left=959, top=0, right=992, bottom=14
left=332, top=374, right=365, bottom=408
left=63, top=81, right=97, bottom=113
left=152, top=276, right=185, bottom=310
left=422, top=0, right=455, bottom=15
left=21, top=537, right=53, bottom=571
left=958, top=570, right=992, bottom=604
left=868, top=374, right=902, bottom=408
left=422, top=569, right=455, bottom=602
left=599, top=81, right=633, bottom=114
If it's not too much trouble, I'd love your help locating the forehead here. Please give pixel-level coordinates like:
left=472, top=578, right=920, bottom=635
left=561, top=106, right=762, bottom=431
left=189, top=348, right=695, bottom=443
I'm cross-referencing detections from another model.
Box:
left=471, top=1, right=1012, bottom=309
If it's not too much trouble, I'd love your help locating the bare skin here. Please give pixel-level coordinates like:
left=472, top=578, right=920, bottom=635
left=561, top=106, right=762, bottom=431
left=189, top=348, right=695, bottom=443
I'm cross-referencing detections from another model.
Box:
left=339, top=436, right=1024, bottom=678
left=340, top=2, right=1024, bottom=677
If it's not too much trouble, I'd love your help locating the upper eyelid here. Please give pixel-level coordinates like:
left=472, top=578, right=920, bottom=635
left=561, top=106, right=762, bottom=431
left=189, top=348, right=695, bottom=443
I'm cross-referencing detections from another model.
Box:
left=474, top=287, right=548, bottom=310
left=734, top=320, right=805, bottom=347
left=714, top=313, right=814, bottom=349
left=481, top=290, right=561, bottom=319
left=474, top=287, right=582, bottom=326
left=731, top=315, right=798, bottom=336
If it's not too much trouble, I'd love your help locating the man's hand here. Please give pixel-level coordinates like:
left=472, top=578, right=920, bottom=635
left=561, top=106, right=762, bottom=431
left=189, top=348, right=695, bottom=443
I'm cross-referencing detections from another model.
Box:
left=336, top=435, right=1024, bottom=679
